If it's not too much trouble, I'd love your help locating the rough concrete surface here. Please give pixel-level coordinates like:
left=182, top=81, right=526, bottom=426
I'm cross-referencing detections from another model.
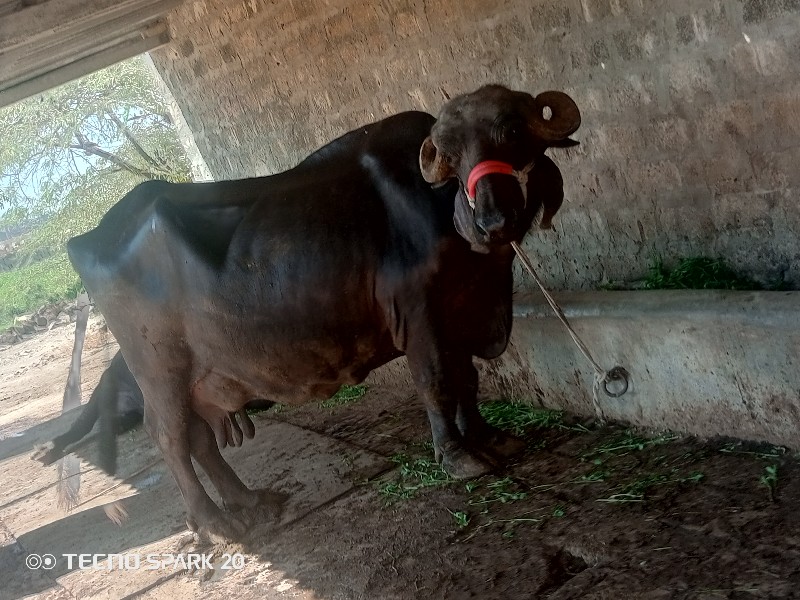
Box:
left=148, top=0, right=800, bottom=291
left=485, top=290, right=800, bottom=448
left=4, top=319, right=800, bottom=599
left=370, top=290, right=800, bottom=449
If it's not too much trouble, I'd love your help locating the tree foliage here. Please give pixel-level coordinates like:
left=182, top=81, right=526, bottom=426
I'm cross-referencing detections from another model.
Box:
left=0, top=55, right=192, bottom=252
left=0, top=55, right=194, bottom=327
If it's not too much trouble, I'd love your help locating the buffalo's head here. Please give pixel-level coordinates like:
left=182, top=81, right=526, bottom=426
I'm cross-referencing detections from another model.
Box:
left=419, top=85, right=580, bottom=253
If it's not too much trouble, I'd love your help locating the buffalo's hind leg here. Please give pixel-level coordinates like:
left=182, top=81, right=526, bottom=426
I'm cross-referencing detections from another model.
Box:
left=188, top=414, right=285, bottom=520
left=143, top=391, right=246, bottom=541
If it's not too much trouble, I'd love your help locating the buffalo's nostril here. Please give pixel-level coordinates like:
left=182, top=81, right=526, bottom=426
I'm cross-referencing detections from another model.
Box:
left=476, top=215, right=506, bottom=238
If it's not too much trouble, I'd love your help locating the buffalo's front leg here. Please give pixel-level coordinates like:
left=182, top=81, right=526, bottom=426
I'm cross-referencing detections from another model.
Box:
left=454, top=361, right=527, bottom=459
left=406, top=347, right=491, bottom=479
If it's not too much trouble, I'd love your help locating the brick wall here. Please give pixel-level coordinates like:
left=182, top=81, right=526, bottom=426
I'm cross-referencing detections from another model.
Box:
left=150, top=0, right=800, bottom=290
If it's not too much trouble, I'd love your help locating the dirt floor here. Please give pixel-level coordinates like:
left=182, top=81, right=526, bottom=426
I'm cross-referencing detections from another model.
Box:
left=1, top=317, right=800, bottom=600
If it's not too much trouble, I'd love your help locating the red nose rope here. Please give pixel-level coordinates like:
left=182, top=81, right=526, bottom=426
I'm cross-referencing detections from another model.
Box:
left=466, top=160, right=515, bottom=200
left=464, top=160, right=630, bottom=415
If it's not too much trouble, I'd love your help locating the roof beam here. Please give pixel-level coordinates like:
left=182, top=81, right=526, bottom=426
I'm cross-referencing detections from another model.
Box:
left=0, top=0, right=181, bottom=108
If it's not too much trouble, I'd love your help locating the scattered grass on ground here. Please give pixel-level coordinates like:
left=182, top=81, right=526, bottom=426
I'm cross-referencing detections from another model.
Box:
left=478, top=400, right=588, bottom=436
left=716, top=440, right=784, bottom=501
left=246, top=403, right=283, bottom=415
left=581, top=430, right=680, bottom=463
left=448, top=509, right=470, bottom=529
left=377, top=450, right=453, bottom=502
left=760, top=464, right=779, bottom=502
left=246, top=384, right=368, bottom=416
left=321, top=384, right=368, bottom=408
left=467, top=476, right=529, bottom=508
left=376, top=423, right=717, bottom=540
left=460, top=476, right=562, bottom=540
left=378, top=442, right=538, bottom=509
left=596, top=471, right=704, bottom=504
left=374, top=411, right=795, bottom=541
left=718, top=440, right=786, bottom=460
left=463, top=510, right=547, bottom=540
left=569, top=469, right=610, bottom=484
left=576, top=429, right=705, bottom=503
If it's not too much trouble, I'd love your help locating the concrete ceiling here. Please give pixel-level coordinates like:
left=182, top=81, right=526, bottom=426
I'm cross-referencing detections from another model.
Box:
left=0, top=0, right=181, bottom=108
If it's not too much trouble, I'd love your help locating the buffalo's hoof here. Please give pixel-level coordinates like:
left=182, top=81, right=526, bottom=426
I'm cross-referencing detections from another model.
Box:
left=186, top=511, right=248, bottom=543
left=256, top=489, right=288, bottom=519
left=484, top=429, right=527, bottom=458
left=31, top=442, right=59, bottom=465
left=244, top=489, right=288, bottom=522
left=223, top=488, right=287, bottom=518
left=438, top=443, right=492, bottom=480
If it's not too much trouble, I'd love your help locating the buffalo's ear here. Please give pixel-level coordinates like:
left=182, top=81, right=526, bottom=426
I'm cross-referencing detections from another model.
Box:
left=538, top=192, right=564, bottom=230
left=549, top=137, right=580, bottom=148
left=532, top=155, right=564, bottom=230
left=419, top=136, right=455, bottom=183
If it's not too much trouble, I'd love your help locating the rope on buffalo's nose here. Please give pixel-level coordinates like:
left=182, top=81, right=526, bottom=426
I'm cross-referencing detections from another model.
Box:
left=510, top=241, right=629, bottom=422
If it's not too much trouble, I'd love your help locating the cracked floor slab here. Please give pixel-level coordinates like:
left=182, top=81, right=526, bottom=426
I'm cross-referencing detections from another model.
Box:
left=1, top=408, right=388, bottom=599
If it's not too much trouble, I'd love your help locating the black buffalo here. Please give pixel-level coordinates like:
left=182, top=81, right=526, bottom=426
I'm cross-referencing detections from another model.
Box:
left=67, top=85, right=581, bottom=539
left=34, top=350, right=143, bottom=474
left=35, top=350, right=274, bottom=474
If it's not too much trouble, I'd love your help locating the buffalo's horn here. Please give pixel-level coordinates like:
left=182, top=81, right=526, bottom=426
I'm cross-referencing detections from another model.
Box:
left=528, top=91, right=581, bottom=141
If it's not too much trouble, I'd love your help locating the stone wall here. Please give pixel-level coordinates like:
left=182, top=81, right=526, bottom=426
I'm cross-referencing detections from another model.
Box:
left=149, top=0, right=800, bottom=290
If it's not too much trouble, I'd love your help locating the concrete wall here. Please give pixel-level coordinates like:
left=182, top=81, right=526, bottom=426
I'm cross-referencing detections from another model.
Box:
left=149, top=0, right=800, bottom=291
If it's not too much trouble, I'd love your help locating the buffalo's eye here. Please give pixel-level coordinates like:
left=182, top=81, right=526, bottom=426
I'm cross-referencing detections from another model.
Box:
left=491, top=116, right=528, bottom=147
left=502, top=120, right=527, bottom=144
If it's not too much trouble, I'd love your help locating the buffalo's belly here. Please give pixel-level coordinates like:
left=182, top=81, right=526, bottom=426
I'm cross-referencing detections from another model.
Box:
left=183, top=313, right=397, bottom=408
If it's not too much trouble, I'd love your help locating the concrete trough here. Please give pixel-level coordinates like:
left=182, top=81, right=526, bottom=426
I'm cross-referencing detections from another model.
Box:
left=480, top=290, right=800, bottom=448
left=369, top=290, right=800, bottom=447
